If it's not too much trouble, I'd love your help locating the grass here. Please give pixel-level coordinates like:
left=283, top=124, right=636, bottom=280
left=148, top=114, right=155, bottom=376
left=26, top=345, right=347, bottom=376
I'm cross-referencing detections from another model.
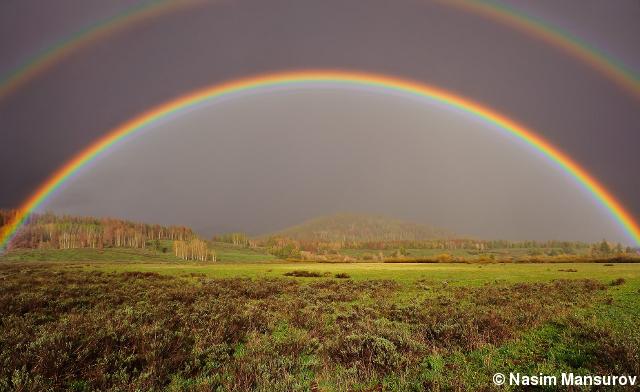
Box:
left=0, top=247, right=181, bottom=262
left=64, top=261, right=640, bottom=286
left=209, top=242, right=277, bottom=263
left=3, top=246, right=635, bottom=265
left=0, top=259, right=638, bottom=390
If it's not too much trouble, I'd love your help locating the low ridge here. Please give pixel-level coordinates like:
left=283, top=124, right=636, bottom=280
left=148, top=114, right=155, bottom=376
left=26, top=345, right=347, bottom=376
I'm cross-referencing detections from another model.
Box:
left=265, top=213, right=454, bottom=242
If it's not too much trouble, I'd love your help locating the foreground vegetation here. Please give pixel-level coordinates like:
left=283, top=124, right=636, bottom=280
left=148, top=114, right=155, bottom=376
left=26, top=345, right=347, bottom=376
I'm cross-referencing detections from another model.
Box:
left=1, top=212, right=638, bottom=389
left=1, top=261, right=638, bottom=391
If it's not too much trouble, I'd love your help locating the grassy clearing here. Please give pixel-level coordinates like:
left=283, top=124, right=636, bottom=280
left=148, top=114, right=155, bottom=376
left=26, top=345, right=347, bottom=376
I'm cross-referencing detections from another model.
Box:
left=3, top=245, right=636, bottom=265
left=0, top=261, right=638, bottom=390
left=65, top=261, right=640, bottom=286
left=0, top=247, right=181, bottom=262
left=209, top=242, right=277, bottom=263
left=1, top=245, right=276, bottom=263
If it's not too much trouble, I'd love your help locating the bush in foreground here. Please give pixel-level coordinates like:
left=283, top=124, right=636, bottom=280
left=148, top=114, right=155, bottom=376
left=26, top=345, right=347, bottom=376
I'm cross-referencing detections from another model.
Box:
left=283, top=270, right=323, bottom=277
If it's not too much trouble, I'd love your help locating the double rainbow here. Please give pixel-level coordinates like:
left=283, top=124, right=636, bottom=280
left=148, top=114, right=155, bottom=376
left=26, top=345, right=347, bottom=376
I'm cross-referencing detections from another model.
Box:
left=1, top=70, right=639, bottom=250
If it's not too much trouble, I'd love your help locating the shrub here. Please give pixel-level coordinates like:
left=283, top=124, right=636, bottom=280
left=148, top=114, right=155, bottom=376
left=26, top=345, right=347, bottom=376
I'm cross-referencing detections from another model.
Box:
left=610, top=277, right=626, bottom=286
left=334, top=273, right=351, bottom=279
left=332, top=333, right=401, bottom=373
left=435, top=253, right=452, bottom=262
left=283, top=270, right=323, bottom=278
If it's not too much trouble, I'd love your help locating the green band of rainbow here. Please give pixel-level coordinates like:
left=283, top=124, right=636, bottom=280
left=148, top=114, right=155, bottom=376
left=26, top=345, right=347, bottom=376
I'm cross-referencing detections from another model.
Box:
left=1, top=70, right=639, bottom=250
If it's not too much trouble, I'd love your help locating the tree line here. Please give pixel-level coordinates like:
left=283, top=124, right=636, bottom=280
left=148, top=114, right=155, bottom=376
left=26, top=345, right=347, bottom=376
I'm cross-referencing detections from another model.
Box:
left=255, top=237, right=595, bottom=253
left=3, top=210, right=633, bottom=260
left=0, top=210, right=194, bottom=250
left=173, top=238, right=216, bottom=261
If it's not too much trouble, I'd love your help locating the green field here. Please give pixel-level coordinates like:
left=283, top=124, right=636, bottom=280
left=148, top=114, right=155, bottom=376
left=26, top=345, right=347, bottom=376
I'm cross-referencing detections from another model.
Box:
left=1, top=253, right=639, bottom=391
left=0, top=244, right=277, bottom=263
left=0, top=247, right=182, bottom=262
left=208, top=242, right=277, bottom=263
left=4, top=247, right=638, bottom=283
left=69, top=260, right=640, bottom=285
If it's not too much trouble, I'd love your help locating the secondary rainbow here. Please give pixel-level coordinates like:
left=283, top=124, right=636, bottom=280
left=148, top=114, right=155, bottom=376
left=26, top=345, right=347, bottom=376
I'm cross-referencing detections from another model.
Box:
left=0, top=0, right=204, bottom=100
left=1, top=70, right=639, bottom=250
left=1, top=0, right=638, bottom=102
left=445, top=0, right=640, bottom=99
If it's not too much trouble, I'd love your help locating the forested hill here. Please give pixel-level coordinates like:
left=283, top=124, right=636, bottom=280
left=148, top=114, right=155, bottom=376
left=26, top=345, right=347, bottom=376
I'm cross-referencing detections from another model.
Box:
left=265, top=213, right=454, bottom=242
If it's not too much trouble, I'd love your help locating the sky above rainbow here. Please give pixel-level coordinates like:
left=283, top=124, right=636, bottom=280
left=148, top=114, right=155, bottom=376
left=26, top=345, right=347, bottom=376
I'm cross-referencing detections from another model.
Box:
left=0, top=1, right=638, bottom=246
left=1, top=70, right=639, bottom=250
left=0, top=0, right=205, bottom=100
left=446, top=0, right=640, bottom=99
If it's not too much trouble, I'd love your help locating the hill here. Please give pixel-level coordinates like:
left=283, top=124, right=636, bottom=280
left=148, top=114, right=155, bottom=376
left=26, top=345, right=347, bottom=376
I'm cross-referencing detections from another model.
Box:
left=265, top=213, right=454, bottom=242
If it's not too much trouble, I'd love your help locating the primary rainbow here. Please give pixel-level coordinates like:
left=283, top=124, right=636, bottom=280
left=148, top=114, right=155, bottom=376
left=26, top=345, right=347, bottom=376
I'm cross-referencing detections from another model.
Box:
left=1, top=70, right=639, bottom=250
left=446, top=0, right=640, bottom=99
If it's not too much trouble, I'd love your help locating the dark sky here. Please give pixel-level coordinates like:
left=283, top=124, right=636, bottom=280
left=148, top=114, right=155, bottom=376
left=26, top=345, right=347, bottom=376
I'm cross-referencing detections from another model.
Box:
left=1, top=0, right=638, bottom=242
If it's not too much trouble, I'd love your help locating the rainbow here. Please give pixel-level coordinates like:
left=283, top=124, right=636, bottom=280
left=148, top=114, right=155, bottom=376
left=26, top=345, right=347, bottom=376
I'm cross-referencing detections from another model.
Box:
left=1, top=0, right=638, bottom=103
left=1, top=70, right=639, bottom=250
left=445, top=0, right=640, bottom=99
left=0, top=0, right=204, bottom=100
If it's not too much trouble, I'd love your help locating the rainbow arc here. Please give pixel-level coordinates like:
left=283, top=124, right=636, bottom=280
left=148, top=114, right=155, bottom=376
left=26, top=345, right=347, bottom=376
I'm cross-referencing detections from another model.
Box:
left=1, top=70, right=638, bottom=250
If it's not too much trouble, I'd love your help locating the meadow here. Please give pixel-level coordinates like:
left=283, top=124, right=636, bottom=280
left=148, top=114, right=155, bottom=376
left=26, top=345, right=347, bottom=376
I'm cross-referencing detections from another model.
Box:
left=1, top=255, right=638, bottom=391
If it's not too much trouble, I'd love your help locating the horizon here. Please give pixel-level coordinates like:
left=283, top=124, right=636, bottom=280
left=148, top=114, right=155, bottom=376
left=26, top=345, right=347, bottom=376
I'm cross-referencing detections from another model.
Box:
left=8, top=208, right=636, bottom=248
